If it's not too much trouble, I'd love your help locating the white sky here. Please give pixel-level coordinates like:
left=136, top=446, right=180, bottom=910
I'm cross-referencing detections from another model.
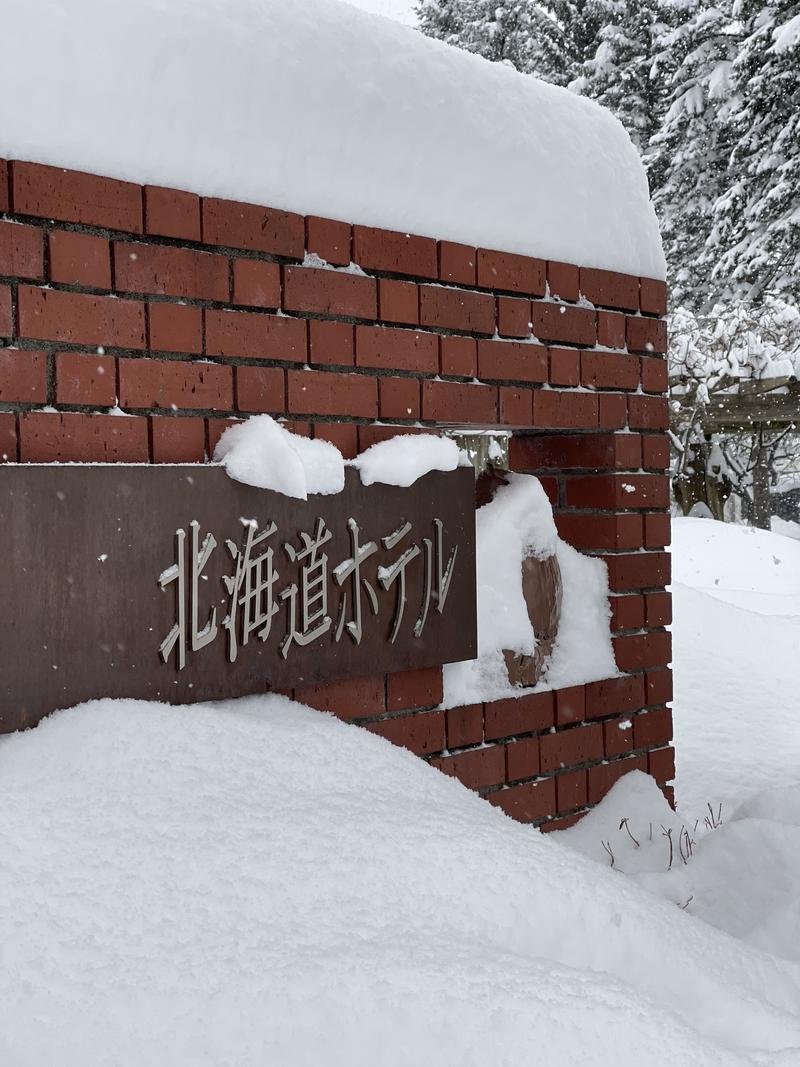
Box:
left=340, top=0, right=417, bottom=26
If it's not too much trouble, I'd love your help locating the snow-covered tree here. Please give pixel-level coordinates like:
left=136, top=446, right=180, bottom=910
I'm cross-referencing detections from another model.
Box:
left=709, top=0, right=800, bottom=302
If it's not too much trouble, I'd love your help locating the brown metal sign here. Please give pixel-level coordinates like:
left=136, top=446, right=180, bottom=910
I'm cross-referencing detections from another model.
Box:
left=0, top=465, right=476, bottom=733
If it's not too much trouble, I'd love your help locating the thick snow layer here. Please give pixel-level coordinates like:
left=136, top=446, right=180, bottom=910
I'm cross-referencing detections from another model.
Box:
left=443, top=475, right=616, bottom=706
left=213, top=415, right=344, bottom=498
left=671, top=518, right=800, bottom=817
left=0, top=0, right=664, bottom=279
left=559, top=772, right=800, bottom=963
left=351, top=434, right=460, bottom=486
left=2, top=697, right=800, bottom=1065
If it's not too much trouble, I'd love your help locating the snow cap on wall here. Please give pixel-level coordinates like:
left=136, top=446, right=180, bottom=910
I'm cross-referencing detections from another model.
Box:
left=0, top=0, right=665, bottom=280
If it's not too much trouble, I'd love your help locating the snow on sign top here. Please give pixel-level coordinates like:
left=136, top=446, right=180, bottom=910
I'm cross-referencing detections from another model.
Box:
left=0, top=0, right=665, bottom=280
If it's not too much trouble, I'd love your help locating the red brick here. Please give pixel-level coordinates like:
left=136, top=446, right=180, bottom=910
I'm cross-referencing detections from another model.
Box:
left=533, top=390, right=598, bottom=429
left=506, top=736, right=540, bottom=781
left=356, top=325, right=438, bottom=374
left=579, top=268, right=639, bottom=311
left=540, top=723, right=603, bottom=773
left=555, top=686, right=586, bottom=726
left=499, top=385, right=532, bottom=426
left=283, top=265, right=377, bottom=320
left=565, top=473, right=669, bottom=510
left=206, top=418, right=240, bottom=457
left=541, top=812, right=583, bottom=832
left=0, top=411, right=17, bottom=461
left=488, top=778, right=556, bottom=822
left=380, top=376, right=420, bottom=420
left=295, top=675, right=385, bottom=720
left=648, top=746, right=676, bottom=784
left=0, top=284, right=10, bottom=337
left=422, top=379, right=496, bottom=424
left=539, top=476, right=559, bottom=506
left=446, top=705, right=484, bottom=749
left=150, top=415, right=206, bottom=462
left=114, top=243, right=228, bottom=302
left=288, top=368, right=377, bottom=418
left=645, top=592, right=672, bottom=628
left=641, top=356, right=668, bottom=393
left=478, top=339, right=547, bottom=383
left=12, top=162, right=142, bottom=232
left=419, top=286, right=495, bottom=335
left=598, top=392, right=627, bottom=429
left=640, top=277, right=667, bottom=316
left=440, top=335, right=477, bottom=377
left=556, top=512, right=643, bottom=551
left=119, top=358, right=233, bottom=411
left=0, top=220, right=44, bottom=279
left=547, top=261, right=579, bottom=302
left=627, top=316, right=668, bottom=355
left=611, top=594, right=646, bottom=633
left=235, top=365, right=285, bottom=413
left=597, top=310, right=627, bottom=350
left=49, top=230, right=110, bottom=289
left=378, top=279, right=419, bottom=325
left=144, top=186, right=200, bottom=241
left=581, top=351, right=640, bottom=391
left=0, top=160, right=8, bottom=213
left=510, top=432, right=641, bottom=472
left=549, top=347, right=580, bottom=387
left=352, top=226, right=437, bottom=279
left=585, top=674, right=645, bottom=720
left=306, top=216, right=351, bottom=266
left=313, top=421, right=358, bottom=460
left=205, top=309, right=306, bottom=362
left=531, top=302, right=596, bottom=346
left=642, top=434, right=670, bottom=470
left=232, top=259, right=281, bottom=308
left=309, top=320, right=355, bottom=367
left=613, top=631, right=672, bottom=672
left=358, top=424, right=420, bottom=450
left=628, top=394, right=669, bottom=431
left=438, top=241, right=476, bottom=286
left=365, top=711, right=445, bottom=756
left=0, top=349, right=46, bottom=402
left=634, top=707, right=673, bottom=750
left=604, top=716, right=634, bottom=757
left=18, top=285, right=145, bottom=349
left=148, top=303, right=202, bottom=354
left=202, top=197, right=304, bottom=258
left=386, top=666, right=443, bottom=711
left=477, top=249, right=545, bottom=296
left=556, top=768, right=588, bottom=811
left=18, top=411, right=148, bottom=462
left=484, top=692, right=554, bottom=741
left=588, top=754, right=647, bottom=804
left=646, top=669, right=673, bottom=707
left=55, top=351, right=116, bottom=406
left=662, top=784, right=676, bottom=809
left=644, top=512, right=671, bottom=549
left=604, top=552, right=671, bottom=592
left=432, top=745, right=506, bottom=790
left=497, top=296, right=531, bottom=339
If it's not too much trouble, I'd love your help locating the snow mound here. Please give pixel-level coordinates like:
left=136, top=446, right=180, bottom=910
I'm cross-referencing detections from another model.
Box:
left=0, top=0, right=664, bottom=279
left=444, top=475, right=616, bottom=706
left=351, top=433, right=460, bottom=486
left=1, top=697, right=799, bottom=1064
left=213, top=415, right=344, bottom=498
left=671, top=517, right=800, bottom=817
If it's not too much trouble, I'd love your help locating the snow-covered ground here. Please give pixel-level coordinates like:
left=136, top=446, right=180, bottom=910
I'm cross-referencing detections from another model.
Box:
left=2, top=517, right=799, bottom=1064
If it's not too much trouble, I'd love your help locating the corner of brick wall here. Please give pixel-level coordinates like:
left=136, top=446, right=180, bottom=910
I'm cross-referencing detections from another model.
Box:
left=0, top=157, right=673, bottom=825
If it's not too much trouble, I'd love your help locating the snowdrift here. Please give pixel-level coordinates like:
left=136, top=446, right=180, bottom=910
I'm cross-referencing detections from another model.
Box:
left=2, top=696, right=799, bottom=1065
left=0, top=0, right=664, bottom=279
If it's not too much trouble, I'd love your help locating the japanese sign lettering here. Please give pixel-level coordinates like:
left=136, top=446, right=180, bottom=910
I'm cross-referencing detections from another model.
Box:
left=0, top=465, right=477, bottom=734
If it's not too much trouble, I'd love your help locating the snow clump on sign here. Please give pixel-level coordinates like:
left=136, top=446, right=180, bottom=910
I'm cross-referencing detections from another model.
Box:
left=213, top=415, right=345, bottom=499
left=0, top=0, right=664, bottom=279
left=351, top=434, right=461, bottom=486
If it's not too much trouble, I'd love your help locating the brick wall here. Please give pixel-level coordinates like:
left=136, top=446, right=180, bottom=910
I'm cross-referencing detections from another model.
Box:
left=0, top=158, right=673, bottom=826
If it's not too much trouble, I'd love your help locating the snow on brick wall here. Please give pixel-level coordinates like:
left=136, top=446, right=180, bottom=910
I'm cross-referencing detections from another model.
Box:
left=0, top=153, right=671, bottom=827
left=0, top=0, right=665, bottom=281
